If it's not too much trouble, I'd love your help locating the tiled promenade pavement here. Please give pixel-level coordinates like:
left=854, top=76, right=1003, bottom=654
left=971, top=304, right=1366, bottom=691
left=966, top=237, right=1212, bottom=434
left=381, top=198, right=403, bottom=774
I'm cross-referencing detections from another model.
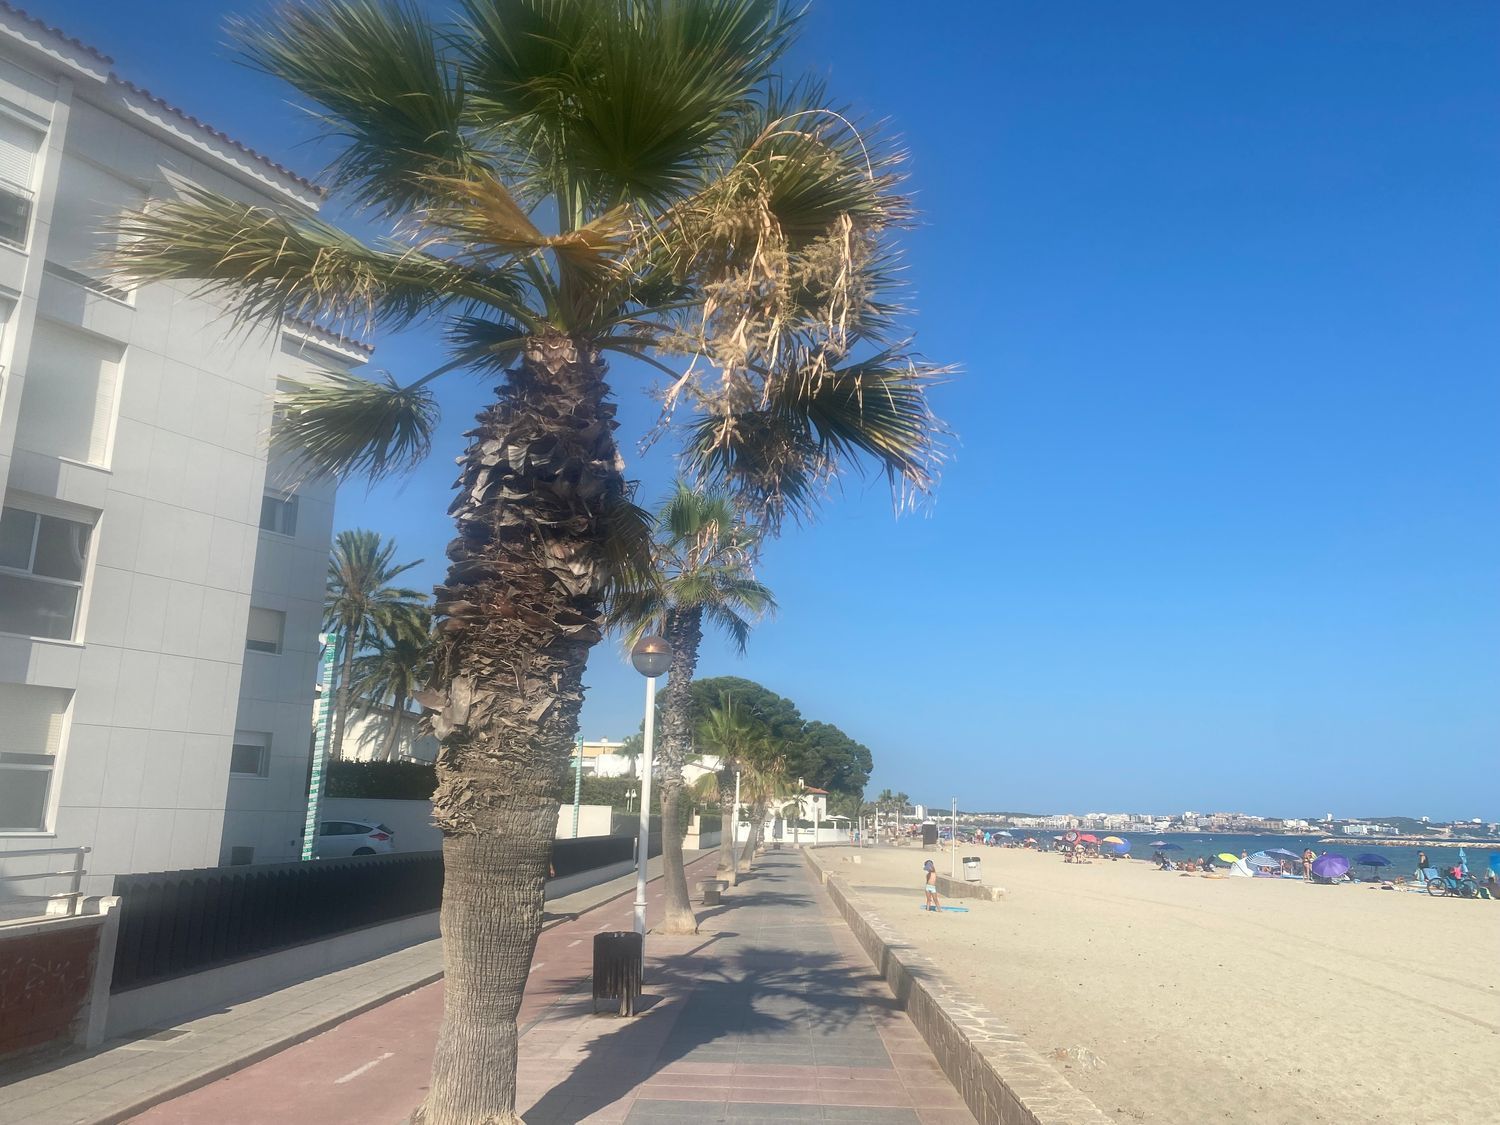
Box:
left=119, top=850, right=973, bottom=1124
left=516, top=851, right=974, bottom=1124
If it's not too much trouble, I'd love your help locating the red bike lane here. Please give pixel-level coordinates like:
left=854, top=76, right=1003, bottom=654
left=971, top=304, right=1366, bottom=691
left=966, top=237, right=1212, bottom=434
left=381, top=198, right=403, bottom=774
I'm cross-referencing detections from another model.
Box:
left=129, top=856, right=719, bottom=1125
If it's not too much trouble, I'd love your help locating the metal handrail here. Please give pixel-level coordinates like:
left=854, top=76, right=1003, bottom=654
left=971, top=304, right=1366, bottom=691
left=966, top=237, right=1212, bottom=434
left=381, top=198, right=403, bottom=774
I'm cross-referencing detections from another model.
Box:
left=0, top=846, right=90, bottom=918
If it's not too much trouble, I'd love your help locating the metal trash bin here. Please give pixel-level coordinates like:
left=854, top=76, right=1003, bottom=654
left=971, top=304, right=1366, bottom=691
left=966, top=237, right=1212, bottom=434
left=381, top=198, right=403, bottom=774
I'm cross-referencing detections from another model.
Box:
left=962, top=856, right=983, bottom=883
left=592, top=931, right=643, bottom=1016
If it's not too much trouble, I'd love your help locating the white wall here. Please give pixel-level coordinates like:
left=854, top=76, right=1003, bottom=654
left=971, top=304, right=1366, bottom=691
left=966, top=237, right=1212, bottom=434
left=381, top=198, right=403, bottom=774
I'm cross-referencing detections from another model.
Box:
left=0, top=19, right=347, bottom=890
left=319, top=798, right=615, bottom=853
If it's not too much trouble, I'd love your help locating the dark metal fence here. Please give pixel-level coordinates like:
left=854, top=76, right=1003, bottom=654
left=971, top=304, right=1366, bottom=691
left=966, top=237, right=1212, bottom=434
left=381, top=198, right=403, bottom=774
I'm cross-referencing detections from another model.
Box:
left=109, top=834, right=664, bottom=993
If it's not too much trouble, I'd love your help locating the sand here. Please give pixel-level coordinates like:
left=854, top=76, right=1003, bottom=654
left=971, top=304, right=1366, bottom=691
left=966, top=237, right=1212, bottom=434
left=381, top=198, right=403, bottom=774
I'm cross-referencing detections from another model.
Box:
left=820, top=844, right=1499, bottom=1124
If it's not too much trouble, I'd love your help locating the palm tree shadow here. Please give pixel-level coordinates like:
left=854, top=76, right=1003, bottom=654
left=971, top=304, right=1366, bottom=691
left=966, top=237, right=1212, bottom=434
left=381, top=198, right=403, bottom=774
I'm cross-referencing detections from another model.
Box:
left=522, top=868, right=899, bottom=1122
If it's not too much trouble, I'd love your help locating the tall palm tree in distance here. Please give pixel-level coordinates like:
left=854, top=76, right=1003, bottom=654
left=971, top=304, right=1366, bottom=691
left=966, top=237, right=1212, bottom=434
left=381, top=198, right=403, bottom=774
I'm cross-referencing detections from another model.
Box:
left=696, top=695, right=774, bottom=885
left=324, top=529, right=425, bottom=761
left=612, top=483, right=773, bottom=931
left=113, top=3, right=943, bottom=1119
left=353, top=608, right=435, bottom=761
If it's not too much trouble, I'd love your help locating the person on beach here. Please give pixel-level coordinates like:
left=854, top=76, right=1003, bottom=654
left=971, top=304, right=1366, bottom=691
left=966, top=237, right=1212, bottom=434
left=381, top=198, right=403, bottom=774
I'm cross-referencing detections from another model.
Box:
left=1302, top=848, right=1316, bottom=881
left=1417, top=850, right=1429, bottom=876
left=922, top=859, right=941, bottom=911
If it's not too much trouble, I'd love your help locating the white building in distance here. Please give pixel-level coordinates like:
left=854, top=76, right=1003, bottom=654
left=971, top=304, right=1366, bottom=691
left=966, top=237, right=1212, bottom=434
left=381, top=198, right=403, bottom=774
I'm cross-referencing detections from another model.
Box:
left=0, top=8, right=357, bottom=903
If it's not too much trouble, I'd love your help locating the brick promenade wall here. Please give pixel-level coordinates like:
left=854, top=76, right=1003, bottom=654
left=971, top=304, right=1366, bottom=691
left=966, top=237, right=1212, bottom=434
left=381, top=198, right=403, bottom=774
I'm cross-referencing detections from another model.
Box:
left=806, top=852, right=1113, bottom=1125
left=0, top=919, right=102, bottom=1057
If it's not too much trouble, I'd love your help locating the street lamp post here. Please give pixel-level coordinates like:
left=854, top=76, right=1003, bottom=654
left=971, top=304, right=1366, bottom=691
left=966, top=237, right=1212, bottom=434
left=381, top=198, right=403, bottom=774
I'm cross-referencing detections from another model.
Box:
left=630, top=636, right=672, bottom=938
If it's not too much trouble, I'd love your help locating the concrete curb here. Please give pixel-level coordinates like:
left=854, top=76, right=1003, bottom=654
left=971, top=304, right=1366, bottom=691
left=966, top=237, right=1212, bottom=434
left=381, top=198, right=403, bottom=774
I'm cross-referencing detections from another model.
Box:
left=805, top=850, right=1113, bottom=1125
left=933, top=871, right=1006, bottom=902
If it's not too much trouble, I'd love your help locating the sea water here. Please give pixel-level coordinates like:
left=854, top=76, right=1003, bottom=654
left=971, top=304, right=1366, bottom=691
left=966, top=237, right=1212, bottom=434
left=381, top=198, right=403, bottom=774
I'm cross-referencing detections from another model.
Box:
left=1039, top=833, right=1498, bottom=879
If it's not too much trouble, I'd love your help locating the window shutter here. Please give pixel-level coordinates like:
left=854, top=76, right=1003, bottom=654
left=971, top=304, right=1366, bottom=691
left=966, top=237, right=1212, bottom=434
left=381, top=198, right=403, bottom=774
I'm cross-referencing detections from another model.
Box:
left=0, top=683, right=70, bottom=756
left=17, top=319, right=124, bottom=465
left=0, top=115, right=41, bottom=190
left=246, top=607, right=285, bottom=652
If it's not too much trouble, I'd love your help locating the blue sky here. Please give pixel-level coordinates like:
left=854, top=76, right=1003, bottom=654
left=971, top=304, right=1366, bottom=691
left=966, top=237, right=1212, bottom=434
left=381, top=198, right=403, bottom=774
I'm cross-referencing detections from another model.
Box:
left=41, top=2, right=1499, bottom=820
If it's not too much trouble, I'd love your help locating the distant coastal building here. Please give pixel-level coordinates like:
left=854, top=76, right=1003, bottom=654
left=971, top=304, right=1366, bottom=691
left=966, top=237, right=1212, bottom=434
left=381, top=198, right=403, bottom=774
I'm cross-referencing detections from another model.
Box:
left=0, top=7, right=357, bottom=901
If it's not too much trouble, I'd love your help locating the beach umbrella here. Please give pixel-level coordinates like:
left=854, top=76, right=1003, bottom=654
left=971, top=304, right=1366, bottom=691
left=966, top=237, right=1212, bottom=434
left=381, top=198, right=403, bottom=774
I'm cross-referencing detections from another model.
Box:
left=1112, top=839, right=1132, bottom=855
left=1217, top=853, right=1240, bottom=864
left=1310, top=854, right=1350, bottom=880
left=1264, top=848, right=1300, bottom=860
left=1354, top=853, right=1391, bottom=881
left=1101, top=836, right=1126, bottom=845
left=1247, top=851, right=1278, bottom=869
left=1157, top=843, right=1183, bottom=852
left=1148, top=840, right=1168, bottom=847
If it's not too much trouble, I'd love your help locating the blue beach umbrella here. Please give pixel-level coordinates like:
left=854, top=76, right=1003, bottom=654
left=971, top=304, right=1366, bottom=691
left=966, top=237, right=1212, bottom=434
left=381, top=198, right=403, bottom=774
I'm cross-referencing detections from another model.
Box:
left=1354, top=853, right=1391, bottom=880
left=1157, top=843, right=1183, bottom=852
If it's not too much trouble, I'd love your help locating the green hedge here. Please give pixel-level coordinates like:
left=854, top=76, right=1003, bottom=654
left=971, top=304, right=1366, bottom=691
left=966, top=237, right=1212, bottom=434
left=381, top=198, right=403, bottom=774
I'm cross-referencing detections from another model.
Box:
left=326, top=763, right=719, bottom=839
left=326, top=761, right=437, bottom=800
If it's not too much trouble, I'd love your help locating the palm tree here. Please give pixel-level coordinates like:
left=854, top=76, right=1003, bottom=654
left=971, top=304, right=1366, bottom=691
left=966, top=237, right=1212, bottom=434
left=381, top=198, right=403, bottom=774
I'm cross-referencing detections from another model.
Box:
left=612, top=483, right=773, bottom=930
left=324, top=530, right=425, bottom=761
left=352, top=609, right=434, bottom=761
left=112, top=4, right=941, bottom=1119
left=696, top=695, right=773, bottom=885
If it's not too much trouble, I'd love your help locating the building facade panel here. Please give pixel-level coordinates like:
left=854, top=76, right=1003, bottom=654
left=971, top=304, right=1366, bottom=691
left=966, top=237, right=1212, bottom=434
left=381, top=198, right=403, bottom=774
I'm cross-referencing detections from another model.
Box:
left=0, top=10, right=357, bottom=905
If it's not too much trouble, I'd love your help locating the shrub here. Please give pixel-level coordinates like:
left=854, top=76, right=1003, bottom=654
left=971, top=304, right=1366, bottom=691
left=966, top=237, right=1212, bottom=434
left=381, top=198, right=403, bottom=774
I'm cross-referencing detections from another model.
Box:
left=326, top=760, right=437, bottom=800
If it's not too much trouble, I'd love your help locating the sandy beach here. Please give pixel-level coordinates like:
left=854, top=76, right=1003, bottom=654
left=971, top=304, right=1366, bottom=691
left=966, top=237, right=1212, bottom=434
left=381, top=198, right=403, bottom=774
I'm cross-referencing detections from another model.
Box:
left=819, top=844, right=1499, bottom=1124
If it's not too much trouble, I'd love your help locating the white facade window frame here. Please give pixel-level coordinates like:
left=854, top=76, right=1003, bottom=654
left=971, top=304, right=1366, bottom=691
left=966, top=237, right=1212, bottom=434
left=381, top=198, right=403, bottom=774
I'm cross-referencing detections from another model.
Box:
left=245, top=606, right=285, bottom=655
left=229, top=731, right=271, bottom=779
left=0, top=107, right=43, bottom=252
left=0, top=682, right=74, bottom=837
left=258, top=491, right=298, bottom=538
left=0, top=502, right=94, bottom=643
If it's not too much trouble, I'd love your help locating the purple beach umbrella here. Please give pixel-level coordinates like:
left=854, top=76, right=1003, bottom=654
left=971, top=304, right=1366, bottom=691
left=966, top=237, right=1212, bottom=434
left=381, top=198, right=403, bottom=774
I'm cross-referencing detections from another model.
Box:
left=1310, top=854, right=1350, bottom=880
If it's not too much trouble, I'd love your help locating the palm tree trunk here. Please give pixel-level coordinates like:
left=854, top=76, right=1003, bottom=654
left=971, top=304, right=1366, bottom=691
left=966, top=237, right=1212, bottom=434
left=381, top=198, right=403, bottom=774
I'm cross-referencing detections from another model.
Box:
left=717, top=761, right=738, bottom=886
left=330, top=633, right=357, bottom=760
left=415, top=335, right=621, bottom=1125
left=739, top=804, right=766, bottom=871
left=654, top=607, right=703, bottom=934
left=378, top=690, right=407, bottom=762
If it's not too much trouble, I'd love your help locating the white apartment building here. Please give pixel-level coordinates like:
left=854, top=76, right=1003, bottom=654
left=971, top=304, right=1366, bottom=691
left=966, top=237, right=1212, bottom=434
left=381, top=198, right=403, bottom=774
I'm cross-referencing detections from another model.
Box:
left=0, top=9, right=359, bottom=899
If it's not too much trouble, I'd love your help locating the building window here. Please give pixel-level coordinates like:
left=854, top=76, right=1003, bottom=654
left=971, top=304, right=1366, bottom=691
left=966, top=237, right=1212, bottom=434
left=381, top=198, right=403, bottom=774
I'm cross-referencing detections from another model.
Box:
left=245, top=607, right=285, bottom=654
left=230, top=731, right=270, bottom=777
left=228, top=846, right=255, bottom=866
left=258, top=492, right=298, bottom=537
left=0, top=114, right=41, bottom=249
left=0, top=505, right=92, bottom=641
left=46, top=152, right=144, bottom=296
left=16, top=319, right=126, bottom=467
left=0, top=683, right=70, bottom=831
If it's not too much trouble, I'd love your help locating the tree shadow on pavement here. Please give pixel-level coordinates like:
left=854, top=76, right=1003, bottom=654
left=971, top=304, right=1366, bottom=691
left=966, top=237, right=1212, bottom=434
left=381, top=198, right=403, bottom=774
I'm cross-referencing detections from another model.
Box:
left=522, top=859, right=899, bottom=1123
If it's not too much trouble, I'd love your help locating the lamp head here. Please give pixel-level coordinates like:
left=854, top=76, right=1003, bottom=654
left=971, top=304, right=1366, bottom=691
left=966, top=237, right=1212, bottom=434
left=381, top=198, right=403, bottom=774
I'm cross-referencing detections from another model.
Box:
left=630, top=635, right=672, bottom=678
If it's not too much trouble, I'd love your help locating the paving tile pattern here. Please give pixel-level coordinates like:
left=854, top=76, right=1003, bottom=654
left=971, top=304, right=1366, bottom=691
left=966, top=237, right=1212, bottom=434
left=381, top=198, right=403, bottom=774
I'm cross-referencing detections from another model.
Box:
left=516, top=851, right=974, bottom=1124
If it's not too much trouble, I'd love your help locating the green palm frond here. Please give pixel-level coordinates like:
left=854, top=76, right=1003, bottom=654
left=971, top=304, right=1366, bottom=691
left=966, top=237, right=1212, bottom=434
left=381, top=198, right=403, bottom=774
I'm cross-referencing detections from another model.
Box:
left=111, top=186, right=528, bottom=334
left=276, top=371, right=439, bottom=481
left=683, top=348, right=946, bottom=524
left=325, top=529, right=428, bottom=646
left=460, top=0, right=798, bottom=216
left=233, top=0, right=478, bottom=213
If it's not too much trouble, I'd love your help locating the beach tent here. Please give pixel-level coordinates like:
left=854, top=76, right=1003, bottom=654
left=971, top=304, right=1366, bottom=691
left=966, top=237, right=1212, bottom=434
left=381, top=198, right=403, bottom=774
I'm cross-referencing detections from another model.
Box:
left=1227, top=857, right=1254, bottom=877
left=1246, top=851, right=1280, bottom=874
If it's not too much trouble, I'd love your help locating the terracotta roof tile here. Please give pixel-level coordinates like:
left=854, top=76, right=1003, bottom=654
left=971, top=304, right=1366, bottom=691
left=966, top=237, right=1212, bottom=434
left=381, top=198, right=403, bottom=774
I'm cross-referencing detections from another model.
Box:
left=1, top=2, right=325, bottom=198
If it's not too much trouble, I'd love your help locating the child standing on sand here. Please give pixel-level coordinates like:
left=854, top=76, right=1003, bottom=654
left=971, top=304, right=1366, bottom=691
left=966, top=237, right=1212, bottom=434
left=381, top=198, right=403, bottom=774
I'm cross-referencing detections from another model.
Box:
left=922, top=859, right=941, bottom=911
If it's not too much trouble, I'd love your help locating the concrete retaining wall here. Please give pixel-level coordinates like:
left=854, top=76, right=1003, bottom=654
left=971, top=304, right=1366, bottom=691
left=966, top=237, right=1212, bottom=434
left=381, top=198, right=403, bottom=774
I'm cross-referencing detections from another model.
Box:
left=805, top=851, right=1112, bottom=1125
left=934, top=872, right=1007, bottom=902
left=320, top=798, right=615, bottom=851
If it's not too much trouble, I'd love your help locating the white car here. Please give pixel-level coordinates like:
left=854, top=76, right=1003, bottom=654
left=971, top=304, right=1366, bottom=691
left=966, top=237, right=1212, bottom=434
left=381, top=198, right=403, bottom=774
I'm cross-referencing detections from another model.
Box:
left=314, top=818, right=396, bottom=858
